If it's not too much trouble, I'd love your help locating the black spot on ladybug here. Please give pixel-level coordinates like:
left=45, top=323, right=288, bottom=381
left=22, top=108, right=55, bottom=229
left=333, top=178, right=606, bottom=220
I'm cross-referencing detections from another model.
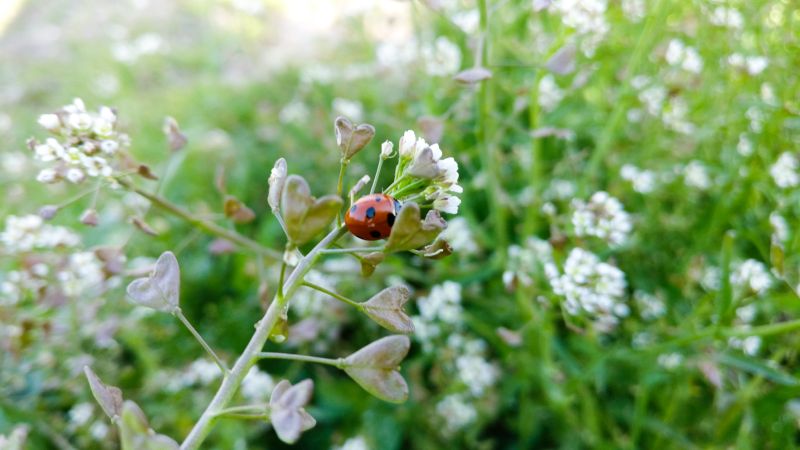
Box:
left=374, top=196, right=382, bottom=201
left=366, top=207, right=376, bottom=219
left=370, top=230, right=382, bottom=239
left=350, top=205, right=357, bottom=214
left=387, top=213, right=395, bottom=227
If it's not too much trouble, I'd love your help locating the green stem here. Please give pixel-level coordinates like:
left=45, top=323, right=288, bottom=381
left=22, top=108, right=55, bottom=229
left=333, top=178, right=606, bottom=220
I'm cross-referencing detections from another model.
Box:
left=213, top=405, right=267, bottom=418
left=174, top=309, right=228, bottom=373
left=302, top=281, right=363, bottom=309
left=117, top=178, right=280, bottom=260
left=257, top=351, right=345, bottom=368
left=370, top=157, right=385, bottom=194
left=383, top=174, right=408, bottom=194
left=477, top=0, right=508, bottom=255
left=337, top=159, right=349, bottom=225
left=585, top=0, right=665, bottom=183
left=180, top=225, right=348, bottom=449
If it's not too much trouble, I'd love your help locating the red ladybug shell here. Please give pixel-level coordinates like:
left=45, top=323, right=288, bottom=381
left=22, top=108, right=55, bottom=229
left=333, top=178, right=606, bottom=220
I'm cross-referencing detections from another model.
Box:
left=345, top=194, right=401, bottom=241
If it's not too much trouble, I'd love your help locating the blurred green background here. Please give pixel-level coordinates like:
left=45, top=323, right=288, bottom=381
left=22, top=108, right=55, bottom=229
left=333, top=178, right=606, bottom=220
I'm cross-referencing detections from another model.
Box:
left=2, top=0, right=800, bottom=449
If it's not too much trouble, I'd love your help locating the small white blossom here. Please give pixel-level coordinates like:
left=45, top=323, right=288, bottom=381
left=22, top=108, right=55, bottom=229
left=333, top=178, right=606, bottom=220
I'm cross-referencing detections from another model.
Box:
left=241, top=366, right=275, bottom=401
left=770, top=152, right=800, bottom=188
left=68, top=403, right=94, bottom=429
left=620, top=164, right=657, bottom=193
left=439, top=217, right=478, bottom=254
left=657, top=353, right=683, bottom=370
left=770, top=212, right=789, bottom=243
left=538, top=74, right=564, bottom=112
left=380, top=140, right=394, bottom=158
left=37, top=113, right=61, bottom=131
left=436, top=394, right=477, bottom=433
left=422, top=37, right=461, bottom=76
left=683, top=161, right=712, bottom=190
left=730, top=259, right=772, bottom=296
left=709, top=6, right=743, bottom=29
left=547, top=248, right=628, bottom=332
left=571, top=191, right=632, bottom=246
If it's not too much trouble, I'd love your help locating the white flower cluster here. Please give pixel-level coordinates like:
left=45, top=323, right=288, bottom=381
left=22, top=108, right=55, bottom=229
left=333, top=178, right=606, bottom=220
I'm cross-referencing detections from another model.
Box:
left=629, top=76, right=695, bottom=134
left=548, top=0, right=609, bottom=56
left=665, top=39, right=703, bottom=74
left=502, top=237, right=554, bottom=289
left=727, top=54, right=769, bottom=76
left=413, top=281, right=463, bottom=345
left=770, top=152, right=800, bottom=189
left=546, top=248, right=629, bottom=332
left=620, top=164, right=657, bottom=194
left=0, top=214, right=80, bottom=253
left=708, top=6, right=744, bottom=29
left=59, top=251, right=105, bottom=298
left=634, top=290, right=666, bottom=320
left=396, top=130, right=462, bottom=214
left=333, top=436, right=370, bottom=450
left=450, top=337, right=498, bottom=397
left=30, top=98, right=129, bottom=185
left=538, top=74, right=564, bottom=112
left=730, top=259, right=772, bottom=296
left=240, top=366, right=275, bottom=401
left=571, top=191, right=632, bottom=246
left=422, top=36, right=462, bottom=76
left=439, top=217, right=478, bottom=254
left=683, top=160, right=712, bottom=190
left=621, top=0, right=645, bottom=22
left=436, top=393, right=478, bottom=433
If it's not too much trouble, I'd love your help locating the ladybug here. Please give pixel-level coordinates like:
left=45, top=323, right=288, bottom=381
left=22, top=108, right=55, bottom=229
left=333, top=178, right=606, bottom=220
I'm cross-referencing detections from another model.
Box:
left=345, top=194, right=402, bottom=241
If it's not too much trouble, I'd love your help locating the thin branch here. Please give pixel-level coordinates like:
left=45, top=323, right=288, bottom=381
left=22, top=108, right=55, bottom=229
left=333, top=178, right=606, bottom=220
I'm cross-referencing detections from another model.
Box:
left=257, top=352, right=344, bottom=368
left=174, top=309, right=229, bottom=373
left=301, top=281, right=362, bottom=309
left=180, top=225, right=348, bottom=450
left=117, top=177, right=281, bottom=260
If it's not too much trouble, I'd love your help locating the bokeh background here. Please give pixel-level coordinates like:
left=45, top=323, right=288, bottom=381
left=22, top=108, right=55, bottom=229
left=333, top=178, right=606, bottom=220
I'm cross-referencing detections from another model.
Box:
left=2, top=0, right=800, bottom=448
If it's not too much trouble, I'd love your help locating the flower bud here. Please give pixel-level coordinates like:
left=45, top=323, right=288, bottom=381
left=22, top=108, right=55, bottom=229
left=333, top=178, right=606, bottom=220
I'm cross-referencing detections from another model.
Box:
left=38, top=205, right=59, bottom=220
left=268, top=158, right=288, bottom=212
left=37, top=113, right=61, bottom=131
left=398, top=130, right=416, bottom=159
left=80, top=208, right=99, bottom=227
left=380, top=140, right=394, bottom=159
left=163, top=116, right=188, bottom=151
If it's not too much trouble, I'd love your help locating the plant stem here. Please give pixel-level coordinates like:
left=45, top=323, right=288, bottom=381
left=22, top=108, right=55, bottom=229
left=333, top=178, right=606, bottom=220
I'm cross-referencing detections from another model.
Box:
left=370, top=157, right=385, bottom=194
left=320, top=247, right=384, bottom=254
left=257, top=352, right=345, bottom=368
left=477, top=0, right=508, bottom=256
left=174, top=308, right=228, bottom=373
left=336, top=159, right=349, bottom=225
left=213, top=405, right=266, bottom=417
left=117, top=178, right=280, bottom=260
left=179, top=225, right=348, bottom=450
left=301, top=281, right=363, bottom=309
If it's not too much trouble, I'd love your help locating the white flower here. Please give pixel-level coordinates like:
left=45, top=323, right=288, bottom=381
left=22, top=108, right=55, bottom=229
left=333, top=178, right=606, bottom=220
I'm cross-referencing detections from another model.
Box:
left=548, top=0, right=609, bottom=56
left=635, top=291, right=665, bottom=320
left=709, top=6, right=743, bottom=29
left=538, top=74, right=564, bottom=112
left=0, top=215, right=81, bottom=253
left=100, top=140, right=119, bottom=154
left=456, top=353, right=498, bottom=396
left=92, top=118, right=114, bottom=137
left=665, top=39, right=702, bottom=73
left=730, top=259, right=772, bottom=296
left=398, top=130, right=416, bottom=159
left=332, top=98, right=363, bottom=122
left=745, top=56, right=768, bottom=75
left=68, top=403, right=94, bottom=428
left=770, top=152, right=800, bottom=188
left=89, top=421, right=109, bottom=440
left=68, top=112, right=93, bottom=131
left=657, top=353, right=683, bottom=370
left=417, top=281, right=463, bottom=325
left=380, top=140, right=394, bottom=158
left=333, top=436, right=370, bottom=450
left=737, top=134, right=753, bottom=156
left=37, top=113, right=61, bottom=131
left=65, top=168, right=86, bottom=183
left=620, top=164, right=657, bottom=193
left=241, top=367, right=275, bottom=401
left=36, top=168, right=58, bottom=183
left=571, top=191, right=632, bottom=246
left=436, top=394, right=477, bottom=432
left=621, top=0, right=645, bottom=22
left=422, top=37, right=461, bottom=76
left=433, top=194, right=461, bottom=214
left=770, top=212, right=789, bottom=243
left=683, top=161, right=712, bottom=190
left=548, top=247, right=627, bottom=332
left=439, top=217, right=478, bottom=254
left=279, top=100, right=309, bottom=124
